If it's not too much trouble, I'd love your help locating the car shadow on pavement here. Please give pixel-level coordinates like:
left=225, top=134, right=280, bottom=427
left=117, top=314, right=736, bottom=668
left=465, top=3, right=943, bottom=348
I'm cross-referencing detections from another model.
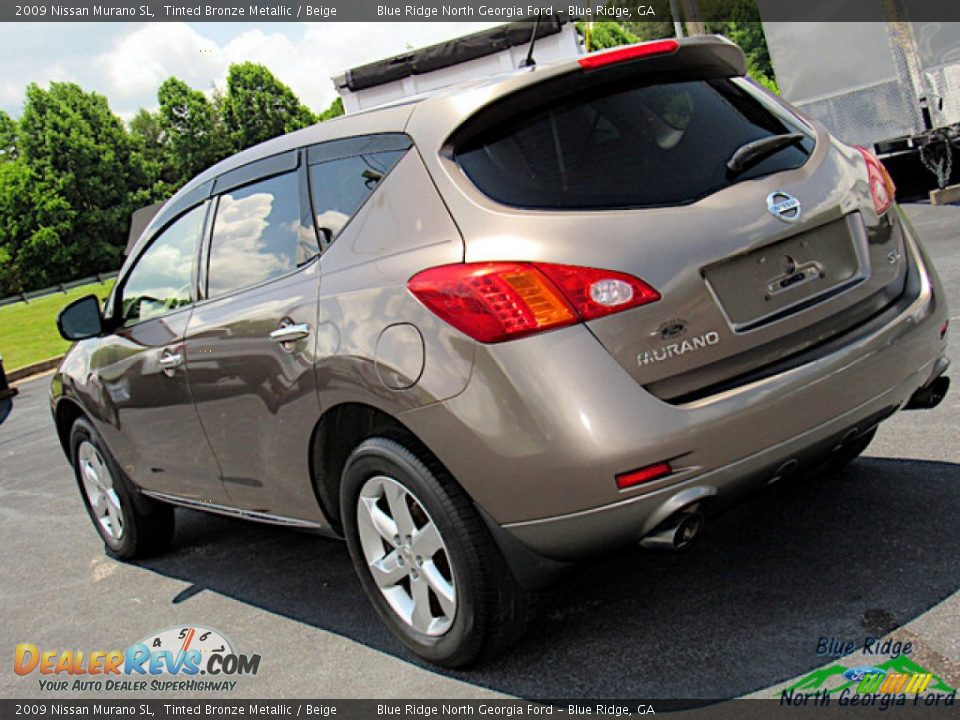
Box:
left=136, top=456, right=960, bottom=699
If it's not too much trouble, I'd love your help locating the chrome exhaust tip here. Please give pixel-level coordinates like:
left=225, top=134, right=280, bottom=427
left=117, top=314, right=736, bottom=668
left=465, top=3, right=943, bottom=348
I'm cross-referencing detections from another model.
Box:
left=904, top=375, right=950, bottom=410
left=640, top=511, right=704, bottom=552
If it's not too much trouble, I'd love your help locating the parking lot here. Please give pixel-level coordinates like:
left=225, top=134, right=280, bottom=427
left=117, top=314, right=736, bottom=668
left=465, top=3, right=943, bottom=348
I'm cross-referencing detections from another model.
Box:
left=1, top=204, right=958, bottom=701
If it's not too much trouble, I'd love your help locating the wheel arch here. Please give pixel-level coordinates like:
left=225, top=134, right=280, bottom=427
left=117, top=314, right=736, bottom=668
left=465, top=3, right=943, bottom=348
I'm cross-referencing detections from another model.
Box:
left=309, top=402, right=456, bottom=534
left=54, top=397, right=88, bottom=460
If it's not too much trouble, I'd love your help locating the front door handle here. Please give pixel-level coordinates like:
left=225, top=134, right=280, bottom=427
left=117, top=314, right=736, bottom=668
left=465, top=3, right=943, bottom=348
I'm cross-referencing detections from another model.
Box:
left=269, top=323, right=311, bottom=344
left=159, top=350, right=184, bottom=376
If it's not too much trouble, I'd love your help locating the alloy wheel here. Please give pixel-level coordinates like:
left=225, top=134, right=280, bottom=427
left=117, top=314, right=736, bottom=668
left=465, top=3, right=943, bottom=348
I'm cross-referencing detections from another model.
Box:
left=78, top=440, right=124, bottom=540
left=355, top=475, right=457, bottom=636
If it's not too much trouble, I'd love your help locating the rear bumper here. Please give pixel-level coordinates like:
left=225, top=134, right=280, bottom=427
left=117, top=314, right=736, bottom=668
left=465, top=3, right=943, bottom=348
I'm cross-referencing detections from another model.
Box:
left=501, top=360, right=935, bottom=560
left=399, top=209, right=948, bottom=561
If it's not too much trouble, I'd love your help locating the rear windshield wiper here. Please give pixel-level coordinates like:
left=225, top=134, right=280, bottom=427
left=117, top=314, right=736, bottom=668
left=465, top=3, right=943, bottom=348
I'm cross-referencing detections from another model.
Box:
left=726, top=133, right=807, bottom=176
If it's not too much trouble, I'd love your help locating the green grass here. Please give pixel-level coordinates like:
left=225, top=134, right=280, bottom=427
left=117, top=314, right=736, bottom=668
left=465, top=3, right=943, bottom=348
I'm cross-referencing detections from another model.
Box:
left=0, top=281, right=113, bottom=372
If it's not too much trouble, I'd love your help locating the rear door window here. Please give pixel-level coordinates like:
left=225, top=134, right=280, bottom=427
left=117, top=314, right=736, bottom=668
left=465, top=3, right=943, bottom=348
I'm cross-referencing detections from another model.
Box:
left=206, top=172, right=301, bottom=299
left=455, top=78, right=814, bottom=210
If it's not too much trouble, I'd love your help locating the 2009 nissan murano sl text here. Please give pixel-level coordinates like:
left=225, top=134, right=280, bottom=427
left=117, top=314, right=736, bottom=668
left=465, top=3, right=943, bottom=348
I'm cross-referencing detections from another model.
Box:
left=52, top=36, right=950, bottom=667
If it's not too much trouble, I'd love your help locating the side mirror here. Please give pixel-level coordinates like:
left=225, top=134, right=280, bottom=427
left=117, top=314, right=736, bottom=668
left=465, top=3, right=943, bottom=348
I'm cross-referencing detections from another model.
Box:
left=57, top=294, right=104, bottom=341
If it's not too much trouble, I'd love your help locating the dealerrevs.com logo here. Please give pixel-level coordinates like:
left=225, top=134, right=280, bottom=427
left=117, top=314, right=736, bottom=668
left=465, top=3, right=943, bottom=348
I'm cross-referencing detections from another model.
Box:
left=14, top=626, right=261, bottom=693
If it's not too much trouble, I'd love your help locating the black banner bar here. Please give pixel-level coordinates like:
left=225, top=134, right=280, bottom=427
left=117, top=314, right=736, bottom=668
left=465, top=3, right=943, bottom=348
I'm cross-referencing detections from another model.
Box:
left=1, top=698, right=958, bottom=720
left=3, top=0, right=960, bottom=22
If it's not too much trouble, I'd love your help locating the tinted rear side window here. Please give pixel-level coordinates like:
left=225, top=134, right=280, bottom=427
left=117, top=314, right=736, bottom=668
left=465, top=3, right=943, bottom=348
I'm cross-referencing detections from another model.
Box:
left=309, top=150, right=406, bottom=242
left=207, top=172, right=300, bottom=298
left=455, top=78, right=814, bottom=210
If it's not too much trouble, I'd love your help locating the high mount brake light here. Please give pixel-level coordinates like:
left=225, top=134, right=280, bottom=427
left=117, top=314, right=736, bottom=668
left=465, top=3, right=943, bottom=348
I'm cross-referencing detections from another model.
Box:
left=855, top=146, right=896, bottom=216
left=578, top=39, right=680, bottom=71
left=408, top=262, right=660, bottom=343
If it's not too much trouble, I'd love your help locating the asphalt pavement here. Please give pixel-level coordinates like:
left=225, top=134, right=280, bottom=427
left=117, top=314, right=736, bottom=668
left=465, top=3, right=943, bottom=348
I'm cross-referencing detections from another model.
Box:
left=1, top=204, right=958, bottom=701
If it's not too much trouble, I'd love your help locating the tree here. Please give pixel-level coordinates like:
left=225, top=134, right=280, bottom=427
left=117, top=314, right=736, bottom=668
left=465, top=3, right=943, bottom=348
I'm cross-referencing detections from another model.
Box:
left=0, top=111, right=18, bottom=162
left=222, top=62, right=315, bottom=149
left=620, top=0, right=679, bottom=42
left=318, top=96, right=344, bottom=122
left=158, top=76, right=233, bottom=184
left=129, top=108, right=179, bottom=204
left=129, top=109, right=167, bottom=171
left=15, top=82, right=143, bottom=286
left=725, top=22, right=778, bottom=92
left=0, top=159, right=75, bottom=294
left=704, top=0, right=778, bottom=91
left=579, top=20, right=640, bottom=51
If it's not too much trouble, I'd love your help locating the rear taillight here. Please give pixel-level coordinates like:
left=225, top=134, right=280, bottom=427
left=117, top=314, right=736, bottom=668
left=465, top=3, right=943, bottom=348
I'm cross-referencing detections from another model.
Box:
left=408, top=262, right=660, bottom=343
left=578, top=39, right=680, bottom=71
left=536, top=263, right=661, bottom=321
left=855, top=146, right=896, bottom=216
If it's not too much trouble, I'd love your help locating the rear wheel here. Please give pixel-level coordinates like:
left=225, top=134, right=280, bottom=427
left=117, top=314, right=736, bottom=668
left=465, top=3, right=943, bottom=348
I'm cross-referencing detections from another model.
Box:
left=340, top=437, right=534, bottom=667
left=70, top=417, right=174, bottom=559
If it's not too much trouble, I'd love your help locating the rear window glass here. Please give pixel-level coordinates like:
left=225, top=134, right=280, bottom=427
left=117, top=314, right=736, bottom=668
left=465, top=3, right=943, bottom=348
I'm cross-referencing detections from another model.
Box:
left=455, top=78, right=814, bottom=210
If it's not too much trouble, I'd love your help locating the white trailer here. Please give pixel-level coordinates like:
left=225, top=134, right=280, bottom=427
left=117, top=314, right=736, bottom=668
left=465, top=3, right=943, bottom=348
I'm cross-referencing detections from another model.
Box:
left=761, top=7, right=960, bottom=191
left=332, top=18, right=582, bottom=114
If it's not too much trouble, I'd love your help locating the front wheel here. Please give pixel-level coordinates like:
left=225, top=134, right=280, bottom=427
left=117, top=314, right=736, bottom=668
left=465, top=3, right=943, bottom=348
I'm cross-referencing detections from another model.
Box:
left=70, top=417, right=175, bottom=559
left=340, top=437, right=534, bottom=668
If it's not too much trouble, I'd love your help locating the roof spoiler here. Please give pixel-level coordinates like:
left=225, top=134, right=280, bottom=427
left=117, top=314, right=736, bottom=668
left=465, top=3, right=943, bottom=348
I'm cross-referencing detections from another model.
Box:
left=573, top=34, right=746, bottom=80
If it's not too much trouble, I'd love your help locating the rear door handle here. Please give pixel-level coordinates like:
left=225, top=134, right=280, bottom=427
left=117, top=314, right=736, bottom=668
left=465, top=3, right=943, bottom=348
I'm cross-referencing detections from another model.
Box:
left=159, top=350, right=184, bottom=375
left=269, top=323, right=311, bottom=344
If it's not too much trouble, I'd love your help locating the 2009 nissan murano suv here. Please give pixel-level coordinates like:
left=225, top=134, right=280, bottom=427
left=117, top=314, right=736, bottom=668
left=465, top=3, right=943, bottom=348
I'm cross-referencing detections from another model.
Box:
left=52, top=36, right=950, bottom=667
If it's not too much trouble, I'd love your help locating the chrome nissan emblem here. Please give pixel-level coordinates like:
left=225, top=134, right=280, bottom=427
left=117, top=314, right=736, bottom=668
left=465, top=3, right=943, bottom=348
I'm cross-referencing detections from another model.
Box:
left=767, top=191, right=801, bottom=223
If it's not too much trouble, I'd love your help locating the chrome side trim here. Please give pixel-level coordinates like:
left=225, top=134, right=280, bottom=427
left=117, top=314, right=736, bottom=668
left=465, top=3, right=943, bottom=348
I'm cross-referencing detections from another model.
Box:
left=141, top=490, right=332, bottom=532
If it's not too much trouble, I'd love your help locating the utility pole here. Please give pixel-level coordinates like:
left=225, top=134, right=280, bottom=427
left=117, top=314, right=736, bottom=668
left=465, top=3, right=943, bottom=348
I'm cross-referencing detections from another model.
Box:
left=681, top=0, right=705, bottom=36
left=668, top=0, right=684, bottom=37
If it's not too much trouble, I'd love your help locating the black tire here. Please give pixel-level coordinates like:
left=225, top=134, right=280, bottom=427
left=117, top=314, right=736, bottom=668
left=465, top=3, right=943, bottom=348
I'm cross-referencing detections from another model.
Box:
left=824, top=427, right=878, bottom=474
left=340, top=436, right=534, bottom=668
left=70, top=417, right=175, bottom=559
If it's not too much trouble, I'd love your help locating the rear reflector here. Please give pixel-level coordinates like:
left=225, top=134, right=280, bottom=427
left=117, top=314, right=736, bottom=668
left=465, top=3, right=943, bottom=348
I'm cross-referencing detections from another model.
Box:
left=616, top=462, right=672, bottom=490
left=578, top=39, right=680, bottom=71
left=855, top=146, right=896, bottom=216
left=408, top=262, right=659, bottom=343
